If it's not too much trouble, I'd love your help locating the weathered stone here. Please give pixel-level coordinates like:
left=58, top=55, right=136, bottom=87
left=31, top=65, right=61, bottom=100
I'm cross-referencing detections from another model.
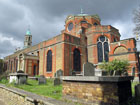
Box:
left=38, top=76, right=46, bottom=85
left=54, top=78, right=61, bottom=86
left=83, top=62, right=96, bottom=76
left=61, top=76, right=133, bottom=105
left=9, top=72, right=28, bottom=84
left=54, top=69, right=63, bottom=78
left=135, top=84, right=140, bottom=98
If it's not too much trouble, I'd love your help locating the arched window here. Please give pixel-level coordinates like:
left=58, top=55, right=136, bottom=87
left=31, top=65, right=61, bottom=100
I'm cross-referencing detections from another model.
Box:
left=47, top=50, right=52, bottom=72
left=94, top=22, right=98, bottom=26
left=97, top=36, right=109, bottom=62
left=73, top=48, right=81, bottom=71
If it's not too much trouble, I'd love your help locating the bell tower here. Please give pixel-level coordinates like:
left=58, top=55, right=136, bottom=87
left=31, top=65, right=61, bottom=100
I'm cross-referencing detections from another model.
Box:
left=24, top=27, right=32, bottom=48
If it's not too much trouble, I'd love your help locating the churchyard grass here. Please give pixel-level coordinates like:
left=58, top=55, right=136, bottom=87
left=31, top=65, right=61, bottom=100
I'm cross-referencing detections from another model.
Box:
left=132, top=81, right=139, bottom=96
left=0, top=78, right=140, bottom=104
left=0, top=78, right=62, bottom=99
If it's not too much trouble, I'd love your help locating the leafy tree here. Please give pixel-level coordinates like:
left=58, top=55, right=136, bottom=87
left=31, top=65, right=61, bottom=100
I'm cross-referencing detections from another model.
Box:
left=99, top=59, right=129, bottom=76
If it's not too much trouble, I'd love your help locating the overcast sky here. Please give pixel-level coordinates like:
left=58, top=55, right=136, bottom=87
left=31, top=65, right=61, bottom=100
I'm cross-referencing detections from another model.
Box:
left=0, top=0, right=139, bottom=58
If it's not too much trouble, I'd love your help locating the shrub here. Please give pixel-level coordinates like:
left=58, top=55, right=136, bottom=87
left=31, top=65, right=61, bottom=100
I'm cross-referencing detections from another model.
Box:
left=99, top=59, right=129, bottom=76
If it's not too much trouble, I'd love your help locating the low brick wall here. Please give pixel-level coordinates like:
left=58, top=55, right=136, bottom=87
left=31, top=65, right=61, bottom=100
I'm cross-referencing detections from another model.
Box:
left=0, top=84, right=74, bottom=105
left=61, top=76, right=133, bottom=105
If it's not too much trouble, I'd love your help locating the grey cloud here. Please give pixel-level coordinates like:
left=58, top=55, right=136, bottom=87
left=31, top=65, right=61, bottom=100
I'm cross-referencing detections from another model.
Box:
left=0, top=0, right=138, bottom=57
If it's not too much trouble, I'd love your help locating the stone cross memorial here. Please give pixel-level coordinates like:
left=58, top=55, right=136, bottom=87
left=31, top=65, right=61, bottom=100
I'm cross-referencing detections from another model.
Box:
left=38, top=75, right=46, bottom=85
left=83, top=62, right=96, bottom=76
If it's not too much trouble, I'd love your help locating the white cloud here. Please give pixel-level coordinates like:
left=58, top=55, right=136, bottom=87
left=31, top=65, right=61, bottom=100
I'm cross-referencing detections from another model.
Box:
left=112, top=20, right=135, bottom=40
left=0, top=33, right=23, bottom=47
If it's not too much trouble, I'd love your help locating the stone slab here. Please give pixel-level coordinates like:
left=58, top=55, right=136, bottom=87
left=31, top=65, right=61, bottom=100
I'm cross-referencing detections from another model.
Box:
left=61, top=76, right=134, bottom=82
left=83, top=62, right=95, bottom=76
left=9, top=73, right=28, bottom=84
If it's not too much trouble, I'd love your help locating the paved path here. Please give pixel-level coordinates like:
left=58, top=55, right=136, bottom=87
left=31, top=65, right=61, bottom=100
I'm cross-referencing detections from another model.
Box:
left=0, top=97, right=6, bottom=105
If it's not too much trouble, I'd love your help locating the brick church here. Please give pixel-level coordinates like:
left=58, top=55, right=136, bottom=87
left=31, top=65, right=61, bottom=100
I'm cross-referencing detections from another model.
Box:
left=4, top=12, right=139, bottom=77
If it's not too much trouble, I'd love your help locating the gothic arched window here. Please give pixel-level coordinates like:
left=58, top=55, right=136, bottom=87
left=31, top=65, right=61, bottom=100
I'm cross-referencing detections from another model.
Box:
left=97, top=36, right=109, bottom=62
left=73, top=48, right=81, bottom=71
left=47, top=50, right=52, bottom=72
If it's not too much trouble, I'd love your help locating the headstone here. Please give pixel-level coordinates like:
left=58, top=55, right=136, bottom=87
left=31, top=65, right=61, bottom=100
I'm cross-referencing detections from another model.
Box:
left=54, top=69, right=63, bottom=78
left=135, top=84, right=140, bottom=98
left=83, top=62, right=96, bottom=76
left=54, top=78, right=61, bottom=86
left=131, top=66, right=135, bottom=77
left=38, top=75, right=46, bottom=85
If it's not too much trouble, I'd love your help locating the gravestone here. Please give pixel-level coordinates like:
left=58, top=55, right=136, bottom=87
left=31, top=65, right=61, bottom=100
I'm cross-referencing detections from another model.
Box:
left=135, top=84, right=140, bottom=98
left=54, top=69, right=63, bottom=78
left=131, top=66, right=135, bottom=77
left=38, top=75, right=46, bottom=85
left=83, top=62, right=96, bottom=76
left=54, top=78, right=61, bottom=86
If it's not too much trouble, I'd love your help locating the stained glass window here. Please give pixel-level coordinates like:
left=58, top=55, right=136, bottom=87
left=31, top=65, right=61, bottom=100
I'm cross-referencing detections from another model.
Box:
left=97, top=42, right=103, bottom=62
left=47, top=50, right=52, bottom=72
left=97, top=36, right=109, bottom=62
left=104, top=42, right=109, bottom=62
left=73, top=48, right=81, bottom=71
left=100, top=36, right=105, bottom=42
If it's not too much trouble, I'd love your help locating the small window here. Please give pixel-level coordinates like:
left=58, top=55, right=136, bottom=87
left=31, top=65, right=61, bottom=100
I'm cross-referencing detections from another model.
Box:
left=94, top=23, right=98, bottom=26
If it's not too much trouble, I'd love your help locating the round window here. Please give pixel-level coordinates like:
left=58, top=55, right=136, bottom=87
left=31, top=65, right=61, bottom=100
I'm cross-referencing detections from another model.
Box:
left=68, top=22, right=73, bottom=31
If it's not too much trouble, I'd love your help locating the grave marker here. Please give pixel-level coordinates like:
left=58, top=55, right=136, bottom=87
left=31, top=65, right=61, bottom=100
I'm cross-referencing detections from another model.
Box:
left=83, top=62, right=96, bottom=76
left=38, top=75, right=46, bottom=85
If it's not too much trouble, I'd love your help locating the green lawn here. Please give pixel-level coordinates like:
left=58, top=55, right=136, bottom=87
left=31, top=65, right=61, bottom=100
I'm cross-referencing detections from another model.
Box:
left=0, top=79, right=62, bottom=99
left=0, top=78, right=140, bottom=103
left=132, top=81, right=139, bottom=96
